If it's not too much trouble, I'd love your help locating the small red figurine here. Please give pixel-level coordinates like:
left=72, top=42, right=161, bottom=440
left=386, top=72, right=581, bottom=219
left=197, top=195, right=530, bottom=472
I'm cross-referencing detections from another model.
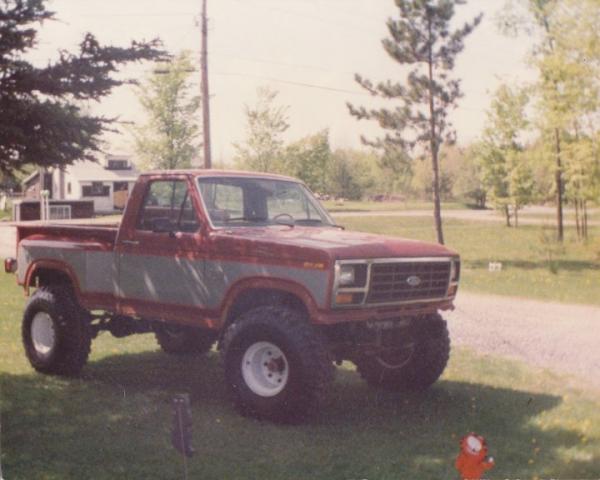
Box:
left=455, top=433, right=495, bottom=480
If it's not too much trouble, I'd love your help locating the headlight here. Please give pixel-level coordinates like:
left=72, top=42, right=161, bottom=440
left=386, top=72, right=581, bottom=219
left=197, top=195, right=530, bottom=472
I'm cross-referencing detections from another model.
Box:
left=335, top=263, right=368, bottom=288
left=339, top=265, right=356, bottom=286
left=333, top=261, right=369, bottom=307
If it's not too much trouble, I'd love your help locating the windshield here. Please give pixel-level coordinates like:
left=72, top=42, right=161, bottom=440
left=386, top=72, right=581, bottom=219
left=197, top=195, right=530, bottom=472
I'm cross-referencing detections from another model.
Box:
left=197, top=176, right=335, bottom=228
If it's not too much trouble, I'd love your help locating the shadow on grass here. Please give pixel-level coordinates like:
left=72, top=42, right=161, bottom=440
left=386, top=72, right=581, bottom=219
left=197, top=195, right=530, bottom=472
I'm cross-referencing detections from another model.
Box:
left=466, top=258, right=599, bottom=272
left=2, top=351, right=598, bottom=479
left=463, top=203, right=490, bottom=211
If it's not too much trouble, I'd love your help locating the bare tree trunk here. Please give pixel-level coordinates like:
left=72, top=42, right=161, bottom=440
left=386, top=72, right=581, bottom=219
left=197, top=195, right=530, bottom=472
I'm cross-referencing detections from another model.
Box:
left=430, top=149, right=444, bottom=244
left=427, top=14, right=444, bottom=245
left=583, top=199, right=588, bottom=240
left=575, top=199, right=581, bottom=240
left=554, top=128, right=564, bottom=242
left=504, top=205, right=511, bottom=227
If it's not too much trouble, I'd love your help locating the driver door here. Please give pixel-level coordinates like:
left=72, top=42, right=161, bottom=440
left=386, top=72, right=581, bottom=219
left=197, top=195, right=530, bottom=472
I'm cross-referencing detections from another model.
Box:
left=116, top=177, right=208, bottom=323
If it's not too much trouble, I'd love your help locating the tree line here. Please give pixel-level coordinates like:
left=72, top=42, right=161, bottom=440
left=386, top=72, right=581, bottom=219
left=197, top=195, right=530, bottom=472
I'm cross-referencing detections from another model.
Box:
left=1, top=0, right=599, bottom=245
left=232, top=0, right=600, bottom=243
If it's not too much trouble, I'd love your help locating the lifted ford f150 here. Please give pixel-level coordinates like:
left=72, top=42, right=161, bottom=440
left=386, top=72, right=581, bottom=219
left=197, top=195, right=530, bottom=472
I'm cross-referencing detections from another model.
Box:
left=5, top=170, right=460, bottom=422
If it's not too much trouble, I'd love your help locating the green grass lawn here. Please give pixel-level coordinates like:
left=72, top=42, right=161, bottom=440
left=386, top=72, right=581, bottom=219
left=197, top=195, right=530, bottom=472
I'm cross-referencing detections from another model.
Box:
left=1, top=274, right=599, bottom=479
left=515, top=209, right=600, bottom=224
left=337, top=215, right=600, bottom=306
left=321, top=199, right=469, bottom=213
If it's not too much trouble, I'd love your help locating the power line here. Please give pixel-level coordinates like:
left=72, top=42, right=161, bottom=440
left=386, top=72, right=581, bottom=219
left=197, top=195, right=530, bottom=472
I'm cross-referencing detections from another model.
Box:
left=212, top=53, right=355, bottom=75
left=79, top=12, right=198, bottom=17
left=213, top=71, right=369, bottom=96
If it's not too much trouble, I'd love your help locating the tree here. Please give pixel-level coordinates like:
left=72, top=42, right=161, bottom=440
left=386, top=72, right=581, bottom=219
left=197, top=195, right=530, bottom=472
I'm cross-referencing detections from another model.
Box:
left=508, top=151, right=534, bottom=226
left=498, top=0, right=600, bottom=240
left=132, top=52, right=200, bottom=170
left=564, top=131, right=600, bottom=240
left=283, top=130, right=331, bottom=193
left=329, top=151, right=366, bottom=200
left=451, top=144, right=486, bottom=208
left=348, top=0, right=481, bottom=244
left=377, top=145, right=413, bottom=196
left=234, top=86, right=289, bottom=173
left=0, top=0, right=164, bottom=174
left=411, top=155, right=454, bottom=201
left=480, top=84, right=532, bottom=226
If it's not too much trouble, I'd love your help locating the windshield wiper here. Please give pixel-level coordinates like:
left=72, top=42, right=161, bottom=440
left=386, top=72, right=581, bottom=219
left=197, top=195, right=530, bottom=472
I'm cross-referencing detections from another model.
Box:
left=225, top=216, right=267, bottom=224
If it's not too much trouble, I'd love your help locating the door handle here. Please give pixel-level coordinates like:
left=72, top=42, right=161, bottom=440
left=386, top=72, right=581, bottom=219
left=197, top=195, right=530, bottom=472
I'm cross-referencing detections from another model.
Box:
left=121, top=240, right=140, bottom=246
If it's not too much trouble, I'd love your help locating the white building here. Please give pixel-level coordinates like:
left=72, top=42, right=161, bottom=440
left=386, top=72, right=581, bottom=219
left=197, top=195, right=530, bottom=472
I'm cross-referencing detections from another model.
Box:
left=23, top=155, right=140, bottom=214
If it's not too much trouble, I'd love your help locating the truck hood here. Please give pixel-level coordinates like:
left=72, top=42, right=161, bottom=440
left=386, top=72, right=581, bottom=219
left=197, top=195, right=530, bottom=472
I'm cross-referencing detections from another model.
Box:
left=209, top=226, right=457, bottom=263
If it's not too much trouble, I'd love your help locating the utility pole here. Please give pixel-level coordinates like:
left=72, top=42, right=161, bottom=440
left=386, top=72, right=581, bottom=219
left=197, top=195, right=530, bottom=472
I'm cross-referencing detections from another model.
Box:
left=200, top=0, right=212, bottom=169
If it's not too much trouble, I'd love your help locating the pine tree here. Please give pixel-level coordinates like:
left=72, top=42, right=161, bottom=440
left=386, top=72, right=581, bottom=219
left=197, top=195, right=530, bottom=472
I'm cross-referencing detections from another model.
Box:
left=348, top=0, right=481, bottom=244
left=133, top=52, right=200, bottom=171
left=0, top=0, right=164, bottom=174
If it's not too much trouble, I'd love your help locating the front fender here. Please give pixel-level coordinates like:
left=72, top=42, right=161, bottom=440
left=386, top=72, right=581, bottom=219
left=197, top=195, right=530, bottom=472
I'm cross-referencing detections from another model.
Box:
left=220, top=277, right=322, bottom=325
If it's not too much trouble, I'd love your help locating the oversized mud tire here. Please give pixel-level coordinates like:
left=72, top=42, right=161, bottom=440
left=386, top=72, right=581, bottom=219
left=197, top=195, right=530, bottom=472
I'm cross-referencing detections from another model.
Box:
left=354, top=314, right=450, bottom=391
left=222, top=306, right=334, bottom=423
left=22, top=286, right=91, bottom=376
left=155, top=325, right=217, bottom=355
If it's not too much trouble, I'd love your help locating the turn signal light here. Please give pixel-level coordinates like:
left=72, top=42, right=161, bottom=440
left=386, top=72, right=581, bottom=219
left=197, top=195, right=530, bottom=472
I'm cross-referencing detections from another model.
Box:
left=335, top=292, right=365, bottom=305
left=447, top=285, right=458, bottom=297
left=335, top=293, right=354, bottom=304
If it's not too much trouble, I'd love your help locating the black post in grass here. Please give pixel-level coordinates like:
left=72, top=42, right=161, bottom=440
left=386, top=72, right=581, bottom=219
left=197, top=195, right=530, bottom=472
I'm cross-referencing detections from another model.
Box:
left=172, top=394, right=194, bottom=479
left=0, top=417, right=4, bottom=480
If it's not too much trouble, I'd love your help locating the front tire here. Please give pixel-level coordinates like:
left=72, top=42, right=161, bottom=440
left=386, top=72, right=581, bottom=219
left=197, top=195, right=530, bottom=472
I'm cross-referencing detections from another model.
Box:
left=155, top=324, right=217, bottom=355
left=22, top=286, right=91, bottom=376
left=354, top=314, right=450, bottom=391
left=222, top=306, right=334, bottom=423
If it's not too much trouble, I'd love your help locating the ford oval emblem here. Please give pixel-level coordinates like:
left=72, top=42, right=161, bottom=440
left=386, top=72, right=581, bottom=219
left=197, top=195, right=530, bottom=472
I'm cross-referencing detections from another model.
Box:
left=406, top=275, right=422, bottom=287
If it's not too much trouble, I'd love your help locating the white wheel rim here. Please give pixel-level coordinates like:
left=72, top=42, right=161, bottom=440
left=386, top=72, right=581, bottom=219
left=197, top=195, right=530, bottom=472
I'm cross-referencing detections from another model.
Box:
left=242, top=341, right=289, bottom=397
left=31, top=312, right=56, bottom=359
left=376, top=342, right=416, bottom=370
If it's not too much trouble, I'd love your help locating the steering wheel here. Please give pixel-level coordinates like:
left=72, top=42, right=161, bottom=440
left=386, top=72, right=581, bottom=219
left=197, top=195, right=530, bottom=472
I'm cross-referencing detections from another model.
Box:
left=272, top=213, right=295, bottom=225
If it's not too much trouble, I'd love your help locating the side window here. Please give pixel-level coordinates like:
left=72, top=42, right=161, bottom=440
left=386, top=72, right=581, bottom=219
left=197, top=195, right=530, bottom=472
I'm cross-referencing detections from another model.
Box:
left=137, top=180, right=200, bottom=233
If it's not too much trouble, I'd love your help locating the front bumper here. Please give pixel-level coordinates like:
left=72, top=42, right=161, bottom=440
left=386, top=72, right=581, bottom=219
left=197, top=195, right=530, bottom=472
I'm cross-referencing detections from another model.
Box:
left=313, top=298, right=455, bottom=325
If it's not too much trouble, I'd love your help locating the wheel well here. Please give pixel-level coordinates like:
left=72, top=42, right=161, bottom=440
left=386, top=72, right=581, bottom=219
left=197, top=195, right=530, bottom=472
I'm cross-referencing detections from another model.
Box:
left=225, top=288, right=308, bottom=328
left=29, top=267, right=73, bottom=289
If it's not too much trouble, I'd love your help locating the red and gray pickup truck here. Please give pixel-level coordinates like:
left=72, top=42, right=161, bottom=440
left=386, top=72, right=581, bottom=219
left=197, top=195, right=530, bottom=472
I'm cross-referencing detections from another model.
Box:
left=5, top=169, right=460, bottom=422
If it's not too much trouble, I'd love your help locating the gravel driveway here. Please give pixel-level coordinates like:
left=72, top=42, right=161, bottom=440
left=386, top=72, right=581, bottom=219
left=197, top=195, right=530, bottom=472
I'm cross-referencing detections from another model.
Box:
left=447, top=291, right=600, bottom=391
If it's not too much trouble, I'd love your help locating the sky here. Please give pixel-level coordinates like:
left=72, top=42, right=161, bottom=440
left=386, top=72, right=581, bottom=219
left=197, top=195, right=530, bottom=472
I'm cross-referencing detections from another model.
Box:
left=35, top=0, right=538, bottom=165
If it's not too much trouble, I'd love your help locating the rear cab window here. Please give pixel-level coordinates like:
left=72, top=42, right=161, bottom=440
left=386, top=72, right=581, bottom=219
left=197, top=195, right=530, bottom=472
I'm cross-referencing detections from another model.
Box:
left=137, top=179, right=200, bottom=233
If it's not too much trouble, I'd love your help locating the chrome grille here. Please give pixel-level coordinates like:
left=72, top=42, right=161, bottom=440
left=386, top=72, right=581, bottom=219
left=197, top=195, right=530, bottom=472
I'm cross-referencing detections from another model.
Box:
left=367, top=261, right=451, bottom=304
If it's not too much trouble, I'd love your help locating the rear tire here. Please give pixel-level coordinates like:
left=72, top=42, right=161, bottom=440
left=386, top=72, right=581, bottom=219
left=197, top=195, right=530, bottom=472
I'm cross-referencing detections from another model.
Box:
left=22, top=286, right=91, bottom=376
left=155, top=325, right=216, bottom=355
left=354, top=314, right=450, bottom=391
left=222, top=306, right=334, bottom=423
